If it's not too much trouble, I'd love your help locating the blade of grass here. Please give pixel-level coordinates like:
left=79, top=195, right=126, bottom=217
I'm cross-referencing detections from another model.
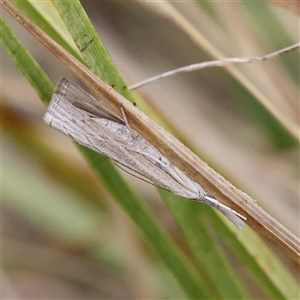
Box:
left=10, top=0, right=81, bottom=61
left=215, top=216, right=300, bottom=299
left=0, top=17, right=53, bottom=104
left=160, top=191, right=251, bottom=299
left=52, top=0, right=132, bottom=98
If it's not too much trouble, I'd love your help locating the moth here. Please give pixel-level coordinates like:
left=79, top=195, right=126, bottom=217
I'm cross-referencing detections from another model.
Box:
left=44, top=78, right=246, bottom=229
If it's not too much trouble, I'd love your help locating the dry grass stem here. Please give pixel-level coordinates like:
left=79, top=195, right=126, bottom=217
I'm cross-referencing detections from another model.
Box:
left=2, top=0, right=299, bottom=263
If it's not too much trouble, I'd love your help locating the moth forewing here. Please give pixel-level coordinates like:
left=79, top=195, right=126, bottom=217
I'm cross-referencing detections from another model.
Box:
left=44, top=82, right=202, bottom=199
left=56, top=78, right=124, bottom=123
left=44, top=78, right=245, bottom=229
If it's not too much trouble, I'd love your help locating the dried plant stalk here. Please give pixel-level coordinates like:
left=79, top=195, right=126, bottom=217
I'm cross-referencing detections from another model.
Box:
left=1, top=0, right=299, bottom=263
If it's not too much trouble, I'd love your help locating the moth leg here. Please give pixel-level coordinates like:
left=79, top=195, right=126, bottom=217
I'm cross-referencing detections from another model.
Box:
left=120, top=107, right=144, bottom=151
left=120, top=107, right=134, bottom=136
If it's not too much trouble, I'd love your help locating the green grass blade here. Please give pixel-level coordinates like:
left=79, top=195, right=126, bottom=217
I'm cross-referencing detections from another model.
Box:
left=10, top=0, right=81, bottom=61
left=0, top=17, right=53, bottom=104
left=205, top=206, right=298, bottom=299
left=161, top=190, right=250, bottom=299
left=161, top=188, right=299, bottom=299
left=52, top=0, right=132, bottom=99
